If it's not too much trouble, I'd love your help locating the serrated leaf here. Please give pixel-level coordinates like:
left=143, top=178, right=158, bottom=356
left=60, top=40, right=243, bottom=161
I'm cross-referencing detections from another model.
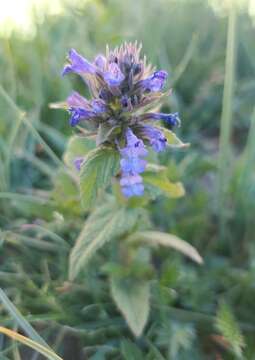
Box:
left=156, top=126, right=189, bottom=148
left=69, top=200, right=139, bottom=280
left=215, top=302, right=245, bottom=358
left=79, top=146, right=120, bottom=209
left=63, top=135, right=95, bottom=168
left=127, top=231, right=203, bottom=264
left=111, top=277, right=150, bottom=337
left=143, top=169, right=185, bottom=198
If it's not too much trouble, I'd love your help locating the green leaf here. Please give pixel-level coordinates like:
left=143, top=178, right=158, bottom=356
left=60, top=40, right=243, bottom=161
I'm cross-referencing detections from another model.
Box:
left=111, top=277, right=150, bottom=337
left=79, top=146, right=120, bottom=209
left=127, top=231, right=203, bottom=264
left=215, top=302, right=245, bottom=358
left=69, top=200, right=139, bottom=280
left=156, top=126, right=189, bottom=148
left=63, top=135, right=95, bottom=168
left=143, top=168, right=185, bottom=198
left=121, top=339, right=144, bottom=360
left=51, top=170, right=81, bottom=215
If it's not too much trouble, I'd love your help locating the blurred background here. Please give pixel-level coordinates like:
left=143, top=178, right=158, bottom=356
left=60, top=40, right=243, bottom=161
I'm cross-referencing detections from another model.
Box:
left=1, top=0, right=255, bottom=358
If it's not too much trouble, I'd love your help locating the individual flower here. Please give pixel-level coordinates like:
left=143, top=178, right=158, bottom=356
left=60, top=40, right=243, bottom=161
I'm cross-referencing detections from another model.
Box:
left=74, top=157, right=84, bottom=171
left=140, top=125, right=167, bottom=152
left=120, top=128, right=148, bottom=159
left=91, top=99, right=107, bottom=114
left=120, top=174, right=144, bottom=197
left=62, top=49, right=96, bottom=76
left=68, top=108, right=95, bottom=127
left=140, top=70, right=168, bottom=92
left=60, top=42, right=182, bottom=197
left=67, top=91, right=89, bottom=108
left=140, top=112, right=181, bottom=127
left=103, top=62, right=125, bottom=87
left=94, top=54, right=107, bottom=70
left=66, top=92, right=107, bottom=126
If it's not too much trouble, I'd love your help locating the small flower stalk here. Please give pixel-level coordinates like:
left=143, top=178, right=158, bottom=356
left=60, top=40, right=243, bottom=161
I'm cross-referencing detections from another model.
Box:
left=60, top=42, right=181, bottom=197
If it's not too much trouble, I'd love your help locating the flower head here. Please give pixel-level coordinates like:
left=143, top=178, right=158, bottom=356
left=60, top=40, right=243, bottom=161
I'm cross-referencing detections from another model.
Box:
left=60, top=42, right=182, bottom=197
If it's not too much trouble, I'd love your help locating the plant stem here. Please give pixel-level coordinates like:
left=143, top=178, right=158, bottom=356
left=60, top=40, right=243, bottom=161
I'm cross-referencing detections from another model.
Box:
left=218, top=5, right=237, bottom=239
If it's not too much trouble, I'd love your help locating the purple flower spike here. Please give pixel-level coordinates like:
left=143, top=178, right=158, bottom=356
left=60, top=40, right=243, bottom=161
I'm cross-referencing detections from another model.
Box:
left=141, top=125, right=167, bottom=152
left=103, top=63, right=125, bottom=87
left=60, top=42, right=184, bottom=198
left=69, top=107, right=94, bottom=126
left=62, top=49, right=96, bottom=76
left=142, top=70, right=168, bottom=92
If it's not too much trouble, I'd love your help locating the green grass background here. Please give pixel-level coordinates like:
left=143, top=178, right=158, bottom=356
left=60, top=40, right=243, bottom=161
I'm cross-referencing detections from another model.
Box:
left=1, top=0, right=255, bottom=358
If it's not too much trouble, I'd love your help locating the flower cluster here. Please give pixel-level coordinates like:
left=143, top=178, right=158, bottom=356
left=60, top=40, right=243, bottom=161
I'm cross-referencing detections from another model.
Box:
left=61, top=42, right=181, bottom=197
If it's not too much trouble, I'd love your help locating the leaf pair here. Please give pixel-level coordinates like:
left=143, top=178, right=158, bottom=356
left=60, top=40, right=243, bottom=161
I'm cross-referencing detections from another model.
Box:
left=79, top=145, right=185, bottom=208
left=64, top=133, right=187, bottom=211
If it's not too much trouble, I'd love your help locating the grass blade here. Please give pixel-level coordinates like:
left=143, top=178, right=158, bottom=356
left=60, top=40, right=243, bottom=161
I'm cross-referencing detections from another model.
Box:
left=0, top=192, right=51, bottom=204
left=0, top=84, right=65, bottom=171
left=218, top=5, right=237, bottom=237
left=0, top=327, right=63, bottom=360
left=0, top=288, right=49, bottom=349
